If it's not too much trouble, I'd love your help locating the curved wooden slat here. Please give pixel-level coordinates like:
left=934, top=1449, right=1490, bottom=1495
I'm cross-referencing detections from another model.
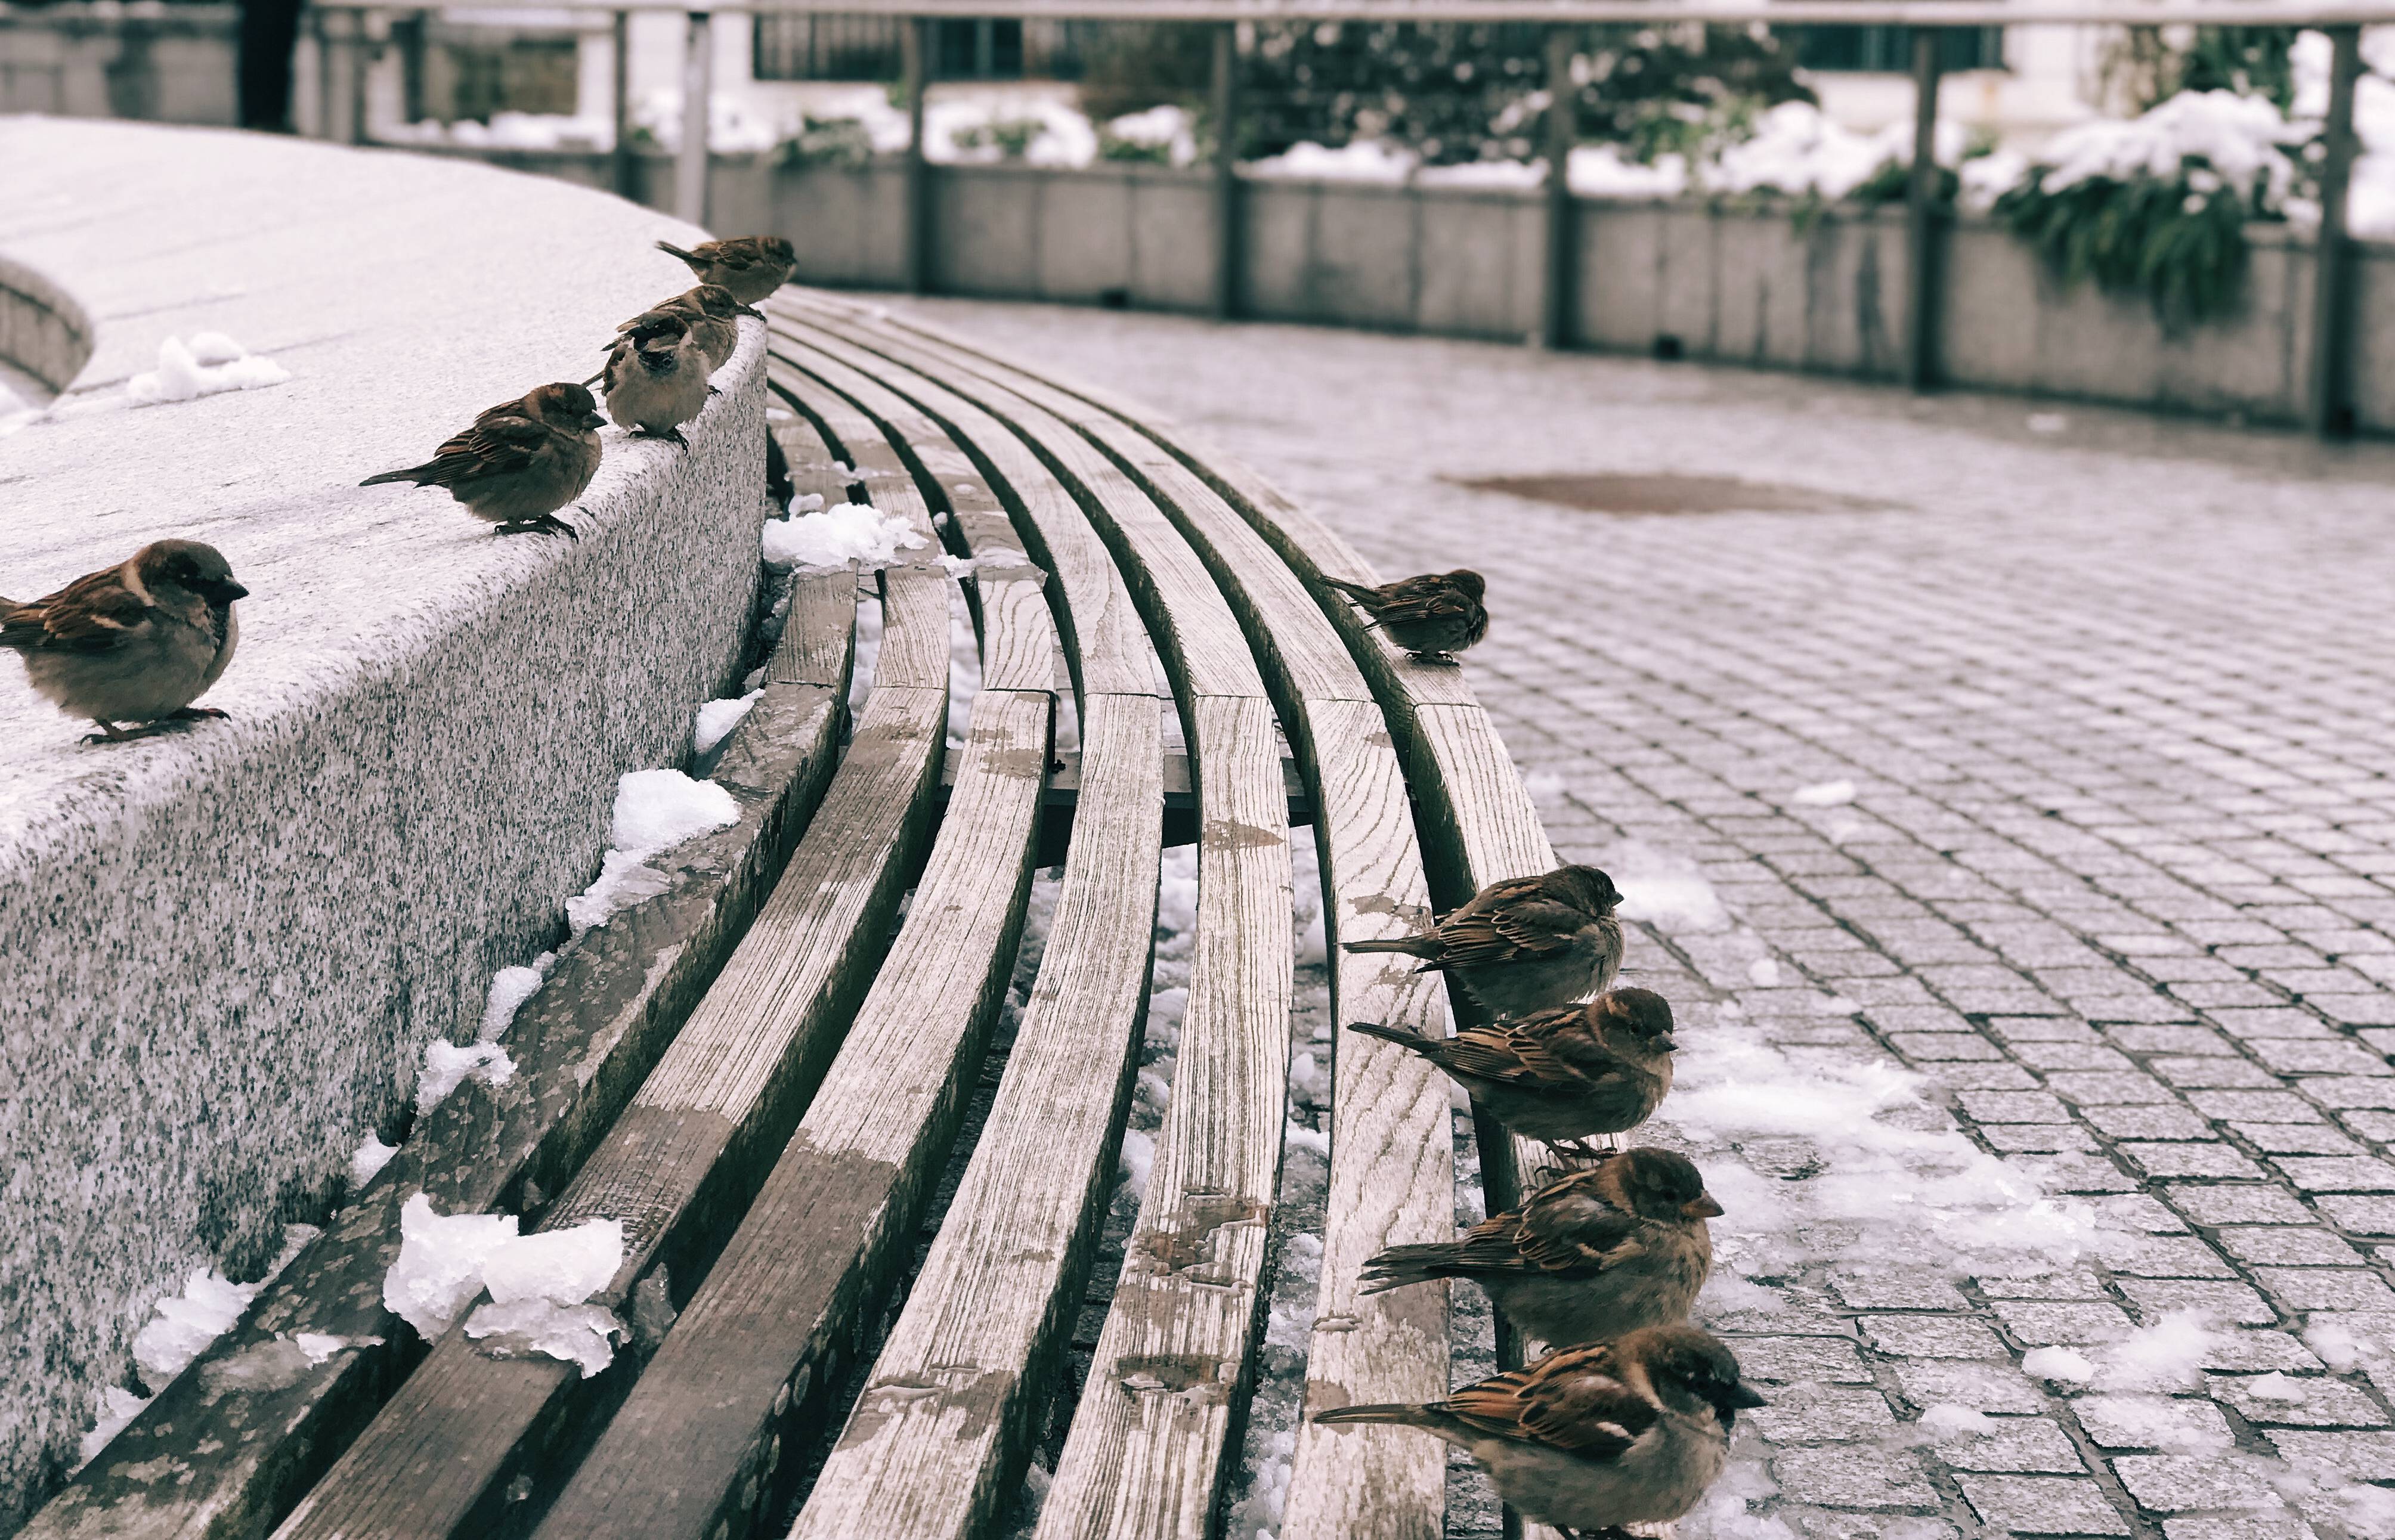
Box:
left=268, top=413, right=954, bottom=1540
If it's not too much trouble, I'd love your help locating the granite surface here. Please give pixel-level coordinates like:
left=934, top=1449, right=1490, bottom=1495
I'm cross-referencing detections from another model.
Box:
left=0, top=118, right=768, bottom=1526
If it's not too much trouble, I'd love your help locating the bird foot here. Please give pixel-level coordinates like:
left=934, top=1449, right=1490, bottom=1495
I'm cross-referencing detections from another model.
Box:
left=81, top=718, right=180, bottom=744
left=632, top=426, right=690, bottom=450
left=1544, top=1138, right=1612, bottom=1164
left=167, top=706, right=230, bottom=721
left=1406, top=650, right=1460, bottom=666
left=495, top=513, right=578, bottom=540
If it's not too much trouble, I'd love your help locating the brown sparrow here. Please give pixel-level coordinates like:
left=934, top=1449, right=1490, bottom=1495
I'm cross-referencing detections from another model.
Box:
left=1361, top=1147, right=1719, bottom=1347
left=595, top=309, right=708, bottom=448
left=2, top=539, right=246, bottom=743
left=360, top=383, right=605, bottom=538
left=1344, top=864, right=1624, bottom=1017
left=1312, top=1326, right=1765, bottom=1536
left=1326, top=569, right=1489, bottom=661
left=1347, top=989, right=1677, bottom=1158
left=648, top=284, right=759, bottom=372
left=655, top=235, right=796, bottom=305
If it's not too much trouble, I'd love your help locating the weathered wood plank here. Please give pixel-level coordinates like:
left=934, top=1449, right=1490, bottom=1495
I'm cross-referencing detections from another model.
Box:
left=762, top=300, right=1153, bottom=705
left=29, top=585, right=856, bottom=1540
left=787, top=689, right=1162, bottom=1540
left=526, top=686, right=1052, bottom=1540
left=1033, top=693, right=1291, bottom=1540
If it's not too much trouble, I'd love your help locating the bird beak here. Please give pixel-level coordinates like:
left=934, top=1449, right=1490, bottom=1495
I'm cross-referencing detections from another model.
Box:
left=217, top=581, right=250, bottom=602
left=1727, top=1383, right=1767, bottom=1409
left=583, top=412, right=607, bottom=430
left=1652, top=1034, right=1678, bottom=1052
left=1682, top=1194, right=1725, bottom=1219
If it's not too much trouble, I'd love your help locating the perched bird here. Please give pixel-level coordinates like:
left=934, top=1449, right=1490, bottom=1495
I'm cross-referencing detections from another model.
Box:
left=1347, top=989, right=1677, bottom=1158
left=360, top=383, right=605, bottom=538
left=655, top=235, right=796, bottom=305
left=1344, top=864, right=1624, bottom=1017
left=1360, top=1147, right=1719, bottom=1347
left=1326, top=569, right=1489, bottom=662
left=1, top=540, right=247, bottom=743
left=648, top=284, right=760, bottom=372
left=1311, top=1326, right=1765, bottom=1537
left=595, top=309, right=709, bottom=448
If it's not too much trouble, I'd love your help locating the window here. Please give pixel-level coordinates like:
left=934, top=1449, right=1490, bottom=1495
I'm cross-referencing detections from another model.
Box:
left=751, top=13, right=905, bottom=82
left=1794, top=26, right=2006, bottom=73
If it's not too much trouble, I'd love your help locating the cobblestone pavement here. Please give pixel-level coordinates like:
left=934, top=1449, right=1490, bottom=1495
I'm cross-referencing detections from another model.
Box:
left=893, top=296, right=2395, bottom=1540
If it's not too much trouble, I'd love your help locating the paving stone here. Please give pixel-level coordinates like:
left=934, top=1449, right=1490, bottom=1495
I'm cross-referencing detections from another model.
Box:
left=2159, top=1512, right=2317, bottom=1540
left=2109, top=1026, right=2239, bottom=1055
left=2049, top=1072, right=2182, bottom=1105
left=1737, top=1335, right=1877, bottom=1384
left=1868, top=1006, right=1979, bottom=1034
left=1991, top=1018, right=2103, bottom=1043
left=2306, top=1078, right=2395, bottom=1110
left=2163, top=1186, right=2319, bottom=1226
left=2214, top=1229, right=2367, bottom=1266
left=2014, top=1043, right=2140, bottom=1073
left=2121, top=1144, right=2270, bottom=1180
left=1894, top=1360, right=2052, bottom=1415
left=2151, top=1058, right=2288, bottom=1090
left=2247, top=1039, right=2395, bottom=1077
left=2186, top=1091, right=2323, bottom=1123
left=1862, top=1315, right=2013, bottom=1359
left=2207, top=1011, right=2337, bottom=1041
left=2252, top=1268, right=2395, bottom=1311
left=2072, top=1394, right=2235, bottom=1451
left=2094, top=1195, right=2196, bottom=1235
left=1961, top=1090, right=2077, bottom=1124
left=1892, top=1032, right=2007, bottom=1061
left=2109, top=1455, right=2286, bottom=1511
left=2207, top=1372, right=2392, bottom=1427
left=2316, top=1195, right=2395, bottom=1235
left=2085, top=1105, right=2217, bottom=1141
left=1992, top=1302, right=2138, bottom=1344
left=2260, top=1429, right=2395, bottom=1476
left=1937, top=1063, right=2047, bottom=1091
left=2272, top=1156, right=2395, bottom=1191
left=2117, top=1279, right=2279, bottom=1325
left=1778, top=1509, right=1961, bottom=1540
left=1929, top=1416, right=2087, bottom=1474
left=2232, top=1123, right=2367, bottom=1154
left=1978, top=1270, right=2111, bottom=1300
left=1747, top=1385, right=1898, bottom=1444
left=2012, top=1154, right=2140, bottom=1193
left=2195, top=1331, right=2325, bottom=1372
left=1771, top=1448, right=1940, bottom=1509
left=2340, top=1109, right=2395, bottom=1142
left=1955, top=1476, right=2134, bottom=1535
left=1831, top=1273, right=1973, bottom=1310
left=1983, top=1123, right=2104, bottom=1153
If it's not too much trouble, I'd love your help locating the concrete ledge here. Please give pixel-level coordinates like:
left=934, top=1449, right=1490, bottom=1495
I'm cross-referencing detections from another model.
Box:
left=0, top=117, right=769, bottom=1526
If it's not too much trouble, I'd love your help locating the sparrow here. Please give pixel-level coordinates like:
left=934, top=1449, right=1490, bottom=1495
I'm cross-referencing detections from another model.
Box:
left=360, top=383, right=605, bottom=538
left=1343, top=864, right=1624, bottom=1017
left=1346, top=989, right=1676, bottom=1159
left=654, top=235, right=796, bottom=305
left=1, top=539, right=247, bottom=743
left=595, top=309, right=708, bottom=448
left=1311, top=1325, right=1765, bottom=1538
left=1360, top=1147, right=1719, bottom=1348
left=1326, top=569, right=1489, bottom=662
left=647, top=284, right=760, bottom=372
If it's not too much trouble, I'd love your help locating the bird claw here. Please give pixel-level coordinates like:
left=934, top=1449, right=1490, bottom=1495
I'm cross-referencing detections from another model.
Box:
left=168, top=706, right=230, bottom=721
left=1544, top=1138, right=1612, bottom=1164
left=495, top=513, right=579, bottom=540
left=1406, top=650, right=1460, bottom=665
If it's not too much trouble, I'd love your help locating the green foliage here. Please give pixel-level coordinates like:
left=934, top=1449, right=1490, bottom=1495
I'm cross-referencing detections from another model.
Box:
left=2099, top=24, right=2298, bottom=114
left=1076, top=22, right=1215, bottom=125
left=1231, top=21, right=1810, bottom=167
left=775, top=115, right=874, bottom=169
left=951, top=117, right=1046, bottom=159
left=1994, top=162, right=2261, bottom=321
left=1097, top=130, right=1177, bottom=164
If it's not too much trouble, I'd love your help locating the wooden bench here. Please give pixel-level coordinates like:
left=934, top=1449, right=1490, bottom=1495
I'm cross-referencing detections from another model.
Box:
left=36, top=291, right=1601, bottom=1540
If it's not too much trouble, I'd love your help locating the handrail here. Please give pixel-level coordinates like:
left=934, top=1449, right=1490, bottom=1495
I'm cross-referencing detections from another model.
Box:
left=302, top=0, right=2395, bottom=20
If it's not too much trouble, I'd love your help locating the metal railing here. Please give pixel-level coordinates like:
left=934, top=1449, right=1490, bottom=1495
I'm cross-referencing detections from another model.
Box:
left=302, top=0, right=2385, bottom=436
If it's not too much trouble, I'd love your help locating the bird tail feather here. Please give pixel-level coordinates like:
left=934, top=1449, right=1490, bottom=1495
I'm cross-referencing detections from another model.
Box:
left=1357, top=1246, right=1458, bottom=1290
left=1311, top=1402, right=1429, bottom=1429
left=1324, top=577, right=1379, bottom=602
left=1345, top=1020, right=1425, bottom=1049
left=1342, top=936, right=1428, bottom=956
left=358, top=467, right=427, bottom=487
left=656, top=239, right=699, bottom=264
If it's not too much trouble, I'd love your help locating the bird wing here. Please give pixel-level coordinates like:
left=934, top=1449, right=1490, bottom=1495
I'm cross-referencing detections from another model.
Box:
left=1, top=569, right=149, bottom=654
left=423, top=411, right=548, bottom=485
left=1515, top=1175, right=1641, bottom=1272
left=1366, top=575, right=1480, bottom=628
left=1431, top=898, right=1592, bottom=969
left=1435, top=1020, right=1597, bottom=1093
left=1440, top=1346, right=1656, bottom=1458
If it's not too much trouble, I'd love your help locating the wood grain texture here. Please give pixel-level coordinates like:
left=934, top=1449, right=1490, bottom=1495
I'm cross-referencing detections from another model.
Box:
left=527, top=687, right=1051, bottom=1540
left=763, top=302, right=1152, bottom=704
left=1033, top=693, right=1291, bottom=1540
left=272, top=680, right=949, bottom=1540
left=27, top=587, right=856, bottom=1540
left=790, top=691, right=1163, bottom=1540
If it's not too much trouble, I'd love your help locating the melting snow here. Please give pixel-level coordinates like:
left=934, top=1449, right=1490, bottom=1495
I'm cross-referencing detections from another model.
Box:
left=762, top=500, right=928, bottom=572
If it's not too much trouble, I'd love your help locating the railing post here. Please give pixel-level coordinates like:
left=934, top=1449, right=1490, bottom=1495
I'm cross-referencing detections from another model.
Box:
left=675, top=9, right=712, bottom=228
left=2309, top=23, right=2362, bottom=439
left=1211, top=21, right=1240, bottom=320
left=903, top=16, right=931, bottom=294
left=612, top=9, right=635, bottom=201
left=1541, top=23, right=1576, bottom=349
left=1903, top=26, right=1944, bottom=391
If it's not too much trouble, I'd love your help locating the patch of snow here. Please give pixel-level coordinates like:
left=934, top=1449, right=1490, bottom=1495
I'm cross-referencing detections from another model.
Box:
left=123, top=334, right=290, bottom=406
left=381, top=1193, right=627, bottom=1375
left=2024, top=1344, right=2098, bottom=1383
left=1245, top=140, right=1418, bottom=183
left=1107, top=104, right=1198, bottom=167
left=695, top=690, right=763, bottom=754
left=1747, top=957, right=1782, bottom=987
left=1917, top=1402, right=1995, bottom=1438
left=565, top=769, right=741, bottom=937
left=1568, top=144, right=1690, bottom=199
left=351, top=1133, right=398, bottom=1188
left=481, top=952, right=557, bottom=1040
left=2245, top=1370, right=2308, bottom=1401
left=1604, top=839, right=1731, bottom=934
left=2097, top=1310, right=2223, bottom=1390
left=1416, top=157, right=1548, bottom=190
left=76, top=1387, right=151, bottom=1468
left=414, top=1039, right=516, bottom=1116
left=1790, top=779, right=1857, bottom=807
left=463, top=1300, right=624, bottom=1378
left=762, top=500, right=928, bottom=571
left=927, top=94, right=1099, bottom=168
left=383, top=1194, right=519, bottom=1339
